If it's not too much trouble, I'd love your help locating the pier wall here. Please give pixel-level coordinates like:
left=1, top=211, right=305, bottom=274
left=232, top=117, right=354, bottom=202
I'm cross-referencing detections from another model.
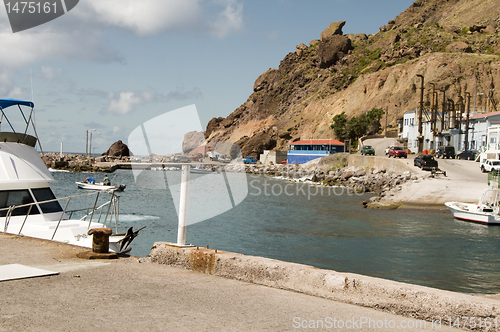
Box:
left=143, top=242, right=499, bottom=330
left=347, top=155, right=416, bottom=173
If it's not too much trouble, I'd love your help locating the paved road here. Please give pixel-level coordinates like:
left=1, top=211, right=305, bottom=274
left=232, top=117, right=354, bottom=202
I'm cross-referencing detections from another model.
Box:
left=0, top=234, right=457, bottom=332
left=361, top=138, right=397, bottom=156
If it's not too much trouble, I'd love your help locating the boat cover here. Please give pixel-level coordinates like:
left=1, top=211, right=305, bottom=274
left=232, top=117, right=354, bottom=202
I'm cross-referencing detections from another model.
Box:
left=0, top=99, right=34, bottom=109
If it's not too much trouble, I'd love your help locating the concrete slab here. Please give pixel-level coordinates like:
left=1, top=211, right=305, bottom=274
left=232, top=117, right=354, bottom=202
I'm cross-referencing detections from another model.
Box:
left=0, top=264, right=58, bottom=282
left=0, top=233, right=460, bottom=331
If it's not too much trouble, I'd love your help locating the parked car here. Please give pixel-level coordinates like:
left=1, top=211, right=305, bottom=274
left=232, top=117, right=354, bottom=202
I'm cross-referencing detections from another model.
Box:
left=456, top=150, right=477, bottom=160
left=242, top=156, right=258, bottom=164
left=388, top=146, right=407, bottom=158
left=436, top=146, right=456, bottom=159
left=414, top=155, right=438, bottom=170
left=480, top=159, right=500, bottom=173
left=385, top=146, right=394, bottom=155
left=360, top=145, right=375, bottom=155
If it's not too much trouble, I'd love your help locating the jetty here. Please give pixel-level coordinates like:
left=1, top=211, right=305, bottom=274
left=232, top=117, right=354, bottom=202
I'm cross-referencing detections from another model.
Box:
left=0, top=232, right=479, bottom=331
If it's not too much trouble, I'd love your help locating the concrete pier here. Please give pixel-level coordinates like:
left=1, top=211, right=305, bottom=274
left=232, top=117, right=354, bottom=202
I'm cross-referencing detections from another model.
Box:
left=144, top=242, right=500, bottom=331
left=0, top=233, right=464, bottom=331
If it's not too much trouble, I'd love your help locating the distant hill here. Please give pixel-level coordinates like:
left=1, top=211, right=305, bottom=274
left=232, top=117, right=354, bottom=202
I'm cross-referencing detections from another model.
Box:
left=205, top=0, right=500, bottom=157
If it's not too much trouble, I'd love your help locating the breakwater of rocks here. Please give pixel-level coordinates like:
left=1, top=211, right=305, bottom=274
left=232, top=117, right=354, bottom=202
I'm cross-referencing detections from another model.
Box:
left=42, top=153, right=128, bottom=173
left=233, top=163, right=422, bottom=208
left=44, top=152, right=439, bottom=208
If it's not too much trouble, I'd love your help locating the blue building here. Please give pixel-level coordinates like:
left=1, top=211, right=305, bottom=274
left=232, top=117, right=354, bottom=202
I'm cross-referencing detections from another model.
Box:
left=287, top=139, right=345, bottom=164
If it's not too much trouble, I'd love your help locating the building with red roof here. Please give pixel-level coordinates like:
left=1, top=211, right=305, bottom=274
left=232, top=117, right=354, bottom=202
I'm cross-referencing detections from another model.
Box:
left=287, top=139, right=345, bottom=164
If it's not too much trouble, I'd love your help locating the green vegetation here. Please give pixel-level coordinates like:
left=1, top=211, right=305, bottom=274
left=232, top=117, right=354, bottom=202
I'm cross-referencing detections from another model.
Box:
left=330, top=108, right=385, bottom=142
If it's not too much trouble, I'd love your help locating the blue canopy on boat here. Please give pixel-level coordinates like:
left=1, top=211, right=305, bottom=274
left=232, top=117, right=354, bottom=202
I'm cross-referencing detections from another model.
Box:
left=0, top=99, right=34, bottom=109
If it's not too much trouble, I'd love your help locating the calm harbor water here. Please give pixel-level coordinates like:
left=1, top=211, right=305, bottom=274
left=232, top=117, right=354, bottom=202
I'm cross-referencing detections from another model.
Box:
left=50, top=169, right=500, bottom=294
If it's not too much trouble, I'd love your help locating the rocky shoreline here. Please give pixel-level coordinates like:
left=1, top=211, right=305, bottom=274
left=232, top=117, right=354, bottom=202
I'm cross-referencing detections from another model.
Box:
left=238, top=163, right=438, bottom=209
left=42, top=152, right=129, bottom=173
left=44, top=152, right=444, bottom=209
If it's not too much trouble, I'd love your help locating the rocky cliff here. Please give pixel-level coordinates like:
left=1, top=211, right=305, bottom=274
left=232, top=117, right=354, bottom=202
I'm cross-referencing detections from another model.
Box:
left=206, top=0, right=500, bottom=157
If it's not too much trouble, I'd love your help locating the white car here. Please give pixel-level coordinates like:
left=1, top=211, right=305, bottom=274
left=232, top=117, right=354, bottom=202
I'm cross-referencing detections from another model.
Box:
left=480, top=159, right=500, bottom=173
left=385, top=146, right=394, bottom=155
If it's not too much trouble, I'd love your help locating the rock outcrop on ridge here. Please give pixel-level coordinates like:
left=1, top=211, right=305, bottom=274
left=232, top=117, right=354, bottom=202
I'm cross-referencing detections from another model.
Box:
left=102, top=140, right=130, bottom=157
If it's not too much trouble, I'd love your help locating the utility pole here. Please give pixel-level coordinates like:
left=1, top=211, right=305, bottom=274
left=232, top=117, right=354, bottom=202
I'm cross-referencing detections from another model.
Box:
left=430, top=83, right=436, bottom=134
left=417, top=75, right=424, bottom=153
left=448, top=99, right=455, bottom=130
left=458, top=96, right=463, bottom=150
left=473, top=72, right=479, bottom=112
left=465, top=92, right=471, bottom=151
left=385, top=106, right=388, bottom=137
left=441, top=88, right=447, bottom=132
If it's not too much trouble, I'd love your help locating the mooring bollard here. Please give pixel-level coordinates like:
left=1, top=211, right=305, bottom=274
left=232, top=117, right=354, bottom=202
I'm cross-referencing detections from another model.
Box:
left=88, top=228, right=112, bottom=253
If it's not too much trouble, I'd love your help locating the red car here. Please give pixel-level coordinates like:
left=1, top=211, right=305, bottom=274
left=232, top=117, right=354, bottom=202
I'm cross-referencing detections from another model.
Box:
left=388, top=146, right=407, bottom=158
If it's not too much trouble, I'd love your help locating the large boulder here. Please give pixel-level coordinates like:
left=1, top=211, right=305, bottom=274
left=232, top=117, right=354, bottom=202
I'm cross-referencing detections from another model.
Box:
left=102, top=140, right=130, bottom=157
left=182, top=131, right=206, bottom=155
left=320, top=21, right=346, bottom=41
left=445, top=41, right=472, bottom=53
left=318, top=21, right=352, bottom=68
left=236, top=132, right=277, bottom=158
left=318, top=35, right=352, bottom=68
left=253, top=68, right=278, bottom=92
left=205, top=117, right=224, bottom=139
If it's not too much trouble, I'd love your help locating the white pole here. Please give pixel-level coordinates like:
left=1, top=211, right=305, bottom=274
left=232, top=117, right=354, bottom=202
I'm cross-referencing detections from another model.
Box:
left=60, top=143, right=63, bottom=158
left=177, top=164, right=190, bottom=245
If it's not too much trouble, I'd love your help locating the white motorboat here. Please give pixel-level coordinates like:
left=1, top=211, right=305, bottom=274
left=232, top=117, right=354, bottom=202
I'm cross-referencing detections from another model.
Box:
left=76, top=181, right=126, bottom=192
left=190, top=165, right=217, bottom=174
left=0, top=99, right=140, bottom=253
left=445, top=188, right=500, bottom=225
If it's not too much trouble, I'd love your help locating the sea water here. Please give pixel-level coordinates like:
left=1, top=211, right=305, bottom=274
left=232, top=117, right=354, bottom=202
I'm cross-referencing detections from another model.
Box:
left=50, top=169, right=500, bottom=294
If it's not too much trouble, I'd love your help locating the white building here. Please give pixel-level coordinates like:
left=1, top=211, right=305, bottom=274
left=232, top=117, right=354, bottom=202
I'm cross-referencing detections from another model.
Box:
left=398, top=109, right=500, bottom=153
left=468, top=111, right=500, bottom=151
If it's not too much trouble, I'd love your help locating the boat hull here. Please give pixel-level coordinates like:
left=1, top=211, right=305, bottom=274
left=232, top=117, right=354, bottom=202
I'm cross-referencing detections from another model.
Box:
left=76, top=182, right=125, bottom=191
left=190, top=168, right=215, bottom=174
left=0, top=214, right=132, bottom=253
left=444, top=202, right=500, bottom=225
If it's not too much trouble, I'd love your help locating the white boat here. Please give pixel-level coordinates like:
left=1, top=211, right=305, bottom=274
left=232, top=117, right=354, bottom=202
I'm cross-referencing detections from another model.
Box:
left=190, top=165, right=217, bottom=174
left=445, top=188, right=500, bottom=225
left=76, top=181, right=126, bottom=192
left=0, top=99, right=139, bottom=253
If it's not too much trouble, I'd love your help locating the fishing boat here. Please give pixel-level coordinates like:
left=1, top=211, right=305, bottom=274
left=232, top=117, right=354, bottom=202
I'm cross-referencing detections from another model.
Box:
left=75, top=181, right=126, bottom=191
left=190, top=165, right=217, bottom=174
left=445, top=188, right=500, bottom=225
left=0, top=99, right=139, bottom=253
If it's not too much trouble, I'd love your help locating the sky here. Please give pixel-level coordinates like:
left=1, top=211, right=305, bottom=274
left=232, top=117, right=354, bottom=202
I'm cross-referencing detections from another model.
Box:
left=0, top=0, right=415, bottom=154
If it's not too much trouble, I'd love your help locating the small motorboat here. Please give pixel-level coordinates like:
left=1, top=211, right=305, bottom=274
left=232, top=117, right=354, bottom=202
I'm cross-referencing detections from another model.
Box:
left=445, top=188, right=500, bottom=225
left=190, top=165, right=217, bottom=174
left=76, top=181, right=126, bottom=192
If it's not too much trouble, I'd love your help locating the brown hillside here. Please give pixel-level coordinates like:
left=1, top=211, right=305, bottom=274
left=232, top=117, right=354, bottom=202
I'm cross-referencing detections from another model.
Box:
left=206, top=0, right=500, bottom=157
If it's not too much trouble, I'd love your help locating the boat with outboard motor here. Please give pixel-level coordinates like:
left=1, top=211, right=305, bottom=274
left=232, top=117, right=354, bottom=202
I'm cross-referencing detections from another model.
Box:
left=0, top=99, right=140, bottom=253
left=190, top=165, right=217, bottom=174
left=445, top=188, right=500, bottom=225
left=75, top=181, right=126, bottom=191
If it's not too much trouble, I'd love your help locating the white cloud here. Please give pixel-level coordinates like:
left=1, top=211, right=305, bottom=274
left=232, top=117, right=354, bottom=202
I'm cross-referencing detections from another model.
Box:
left=80, top=0, right=243, bottom=37
left=41, top=66, right=62, bottom=81
left=86, top=87, right=202, bottom=115
left=84, top=0, right=202, bottom=36
left=0, top=0, right=244, bottom=68
left=210, top=0, right=244, bottom=38
left=105, top=91, right=142, bottom=115
left=0, top=71, right=25, bottom=97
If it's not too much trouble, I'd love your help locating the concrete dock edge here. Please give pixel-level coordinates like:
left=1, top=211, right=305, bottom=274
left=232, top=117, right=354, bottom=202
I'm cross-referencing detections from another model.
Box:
left=142, top=242, right=500, bottom=330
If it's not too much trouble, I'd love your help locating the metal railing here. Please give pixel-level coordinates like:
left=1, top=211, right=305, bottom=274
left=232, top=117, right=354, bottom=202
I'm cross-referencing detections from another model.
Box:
left=488, top=171, right=500, bottom=188
left=0, top=190, right=120, bottom=240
